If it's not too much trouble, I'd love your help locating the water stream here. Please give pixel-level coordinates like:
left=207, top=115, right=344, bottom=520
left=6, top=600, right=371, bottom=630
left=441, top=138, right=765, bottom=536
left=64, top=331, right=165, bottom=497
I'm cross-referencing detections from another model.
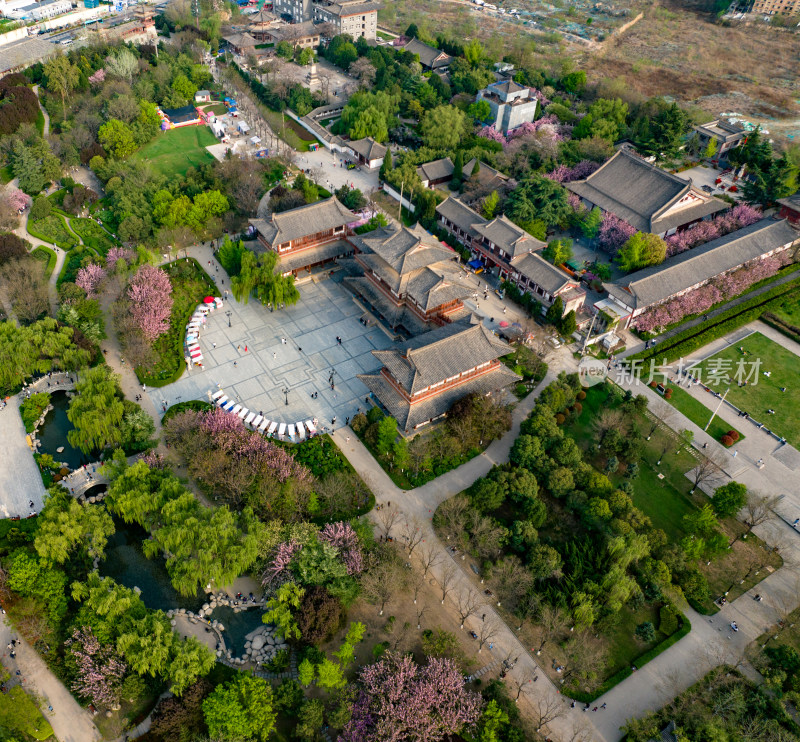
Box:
left=36, top=390, right=93, bottom=469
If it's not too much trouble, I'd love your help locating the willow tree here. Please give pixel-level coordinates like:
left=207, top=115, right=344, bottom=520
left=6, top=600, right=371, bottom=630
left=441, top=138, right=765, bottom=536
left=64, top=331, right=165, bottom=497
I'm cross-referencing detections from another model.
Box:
left=67, top=366, right=126, bottom=454
left=231, top=250, right=299, bottom=308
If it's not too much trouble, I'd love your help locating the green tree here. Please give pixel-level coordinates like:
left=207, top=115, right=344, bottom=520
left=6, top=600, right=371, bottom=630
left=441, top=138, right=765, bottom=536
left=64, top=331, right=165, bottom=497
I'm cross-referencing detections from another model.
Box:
left=587, top=98, right=628, bottom=142
left=420, top=105, right=467, bottom=149
left=171, top=74, right=197, bottom=103
left=263, top=582, right=304, bottom=640
left=616, top=232, right=666, bottom=272
left=452, top=150, right=463, bottom=182
left=202, top=674, right=276, bottom=742
left=635, top=621, right=655, bottom=642
left=545, top=296, right=564, bottom=325
left=505, top=175, right=572, bottom=230
left=561, top=70, right=586, bottom=93
left=559, top=310, right=577, bottom=336
left=581, top=206, right=602, bottom=240
left=375, top=415, right=398, bottom=456
left=316, top=657, right=346, bottom=690
left=711, top=481, right=747, bottom=518
left=99, top=119, right=138, bottom=159
left=542, top=239, right=572, bottom=266
left=295, top=699, right=325, bottom=741
left=642, top=103, right=689, bottom=162
left=476, top=699, right=509, bottom=742
left=482, top=190, right=499, bottom=218
left=467, top=99, right=491, bottom=123
left=67, top=365, right=126, bottom=454
left=44, top=56, right=80, bottom=120
left=34, top=493, right=114, bottom=566
left=463, top=38, right=485, bottom=68
left=276, top=41, right=293, bottom=59
left=683, top=504, right=719, bottom=537
left=380, top=149, right=393, bottom=178
left=297, top=658, right=315, bottom=686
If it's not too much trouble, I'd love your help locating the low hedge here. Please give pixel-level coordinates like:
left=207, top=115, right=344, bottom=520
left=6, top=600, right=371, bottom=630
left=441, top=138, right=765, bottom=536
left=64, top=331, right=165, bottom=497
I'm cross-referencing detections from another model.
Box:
left=761, top=313, right=800, bottom=345
left=630, top=280, right=800, bottom=365
left=31, top=245, right=57, bottom=278
left=69, top=218, right=118, bottom=255
left=26, top=213, right=77, bottom=250
left=565, top=609, right=691, bottom=703
left=162, top=400, right=214, bottom=422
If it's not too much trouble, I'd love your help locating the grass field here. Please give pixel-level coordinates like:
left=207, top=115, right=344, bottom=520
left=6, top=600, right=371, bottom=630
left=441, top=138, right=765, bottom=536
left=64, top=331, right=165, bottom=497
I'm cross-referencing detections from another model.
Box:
left=131, top=125, right=217, bottom=178
left=662, top=382, right=745, bottom=446
left=692, top=331, right=800, bottom=448
left=768, top=293, right=800, bottom=329
left=0, top=672, right=54, bottom=740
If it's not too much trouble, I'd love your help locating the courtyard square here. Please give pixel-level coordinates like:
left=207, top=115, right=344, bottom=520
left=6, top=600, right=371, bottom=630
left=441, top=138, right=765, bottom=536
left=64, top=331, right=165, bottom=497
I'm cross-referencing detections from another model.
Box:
left=147, top=275, right=395, bottom=433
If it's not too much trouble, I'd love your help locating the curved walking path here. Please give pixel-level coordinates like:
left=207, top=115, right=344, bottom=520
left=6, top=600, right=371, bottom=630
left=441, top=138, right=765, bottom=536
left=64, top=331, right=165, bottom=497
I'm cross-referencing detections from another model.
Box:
left=33, top=84, right=50, bottom=137
left=0, top=614, right=101, bottom=742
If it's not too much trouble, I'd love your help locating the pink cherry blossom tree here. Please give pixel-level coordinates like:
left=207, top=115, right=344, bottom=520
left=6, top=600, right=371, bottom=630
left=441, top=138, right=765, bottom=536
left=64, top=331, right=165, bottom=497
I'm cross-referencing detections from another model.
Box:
left=65, top=626, right=127, bottom=709
left=106, top=247, right=133, bottom=271
left=127, top=264, right=173, bottom=341
left=319, top=521, right=363, bottom=575
left=545, top=160, right=601, bottom=183
left=76, top=263, right=107, bottom=298
left=7, top=188, right=31, bottom=212
left=339, top=652, right=483, bottom=742
left=665, top=205, right=763, bottom=257
left=598, top=212, right=636, bottom=255
left=88, top=69, right=106, bottom=86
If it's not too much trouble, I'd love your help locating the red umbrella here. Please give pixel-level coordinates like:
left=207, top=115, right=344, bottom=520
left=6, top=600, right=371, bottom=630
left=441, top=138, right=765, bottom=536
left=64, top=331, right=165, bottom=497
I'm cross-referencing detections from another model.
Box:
left=203, top=296, right=215, bottom=304
left=499, top=321, right=510, bottom=328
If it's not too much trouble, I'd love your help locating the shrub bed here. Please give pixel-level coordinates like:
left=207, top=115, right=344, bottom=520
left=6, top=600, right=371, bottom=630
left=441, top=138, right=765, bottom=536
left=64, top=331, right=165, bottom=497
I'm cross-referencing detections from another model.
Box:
left=69, top=217, right=118, bottom=255
left=135, top=258, right=218, bottom=387
left=27, top=213, right=77, bottom=249
left=31, top=245, right=56, bottom=278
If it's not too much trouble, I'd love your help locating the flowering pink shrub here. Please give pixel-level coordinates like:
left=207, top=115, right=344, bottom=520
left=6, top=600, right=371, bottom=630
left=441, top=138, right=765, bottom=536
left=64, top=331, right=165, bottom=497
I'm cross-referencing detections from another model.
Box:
left=88, top=69, right=106, bottom=86
left=262, top=538, right=301, bottom=587
left=531, top=88, right=551, bottom=107
left=127, top=265, right=172, bottom=341
left=340, top=652, right=483, bottom=742
left=140, top=450, right=166, bottom=469
left=7, top=188, right=31, bottom=212
left=477, top=125, right=507, bottom=145
left=632, top=253, right=787, bottom=332
left=76, top=263, right=107, bottom=298
left=65, top=627, right=127, bottom=708
left=106, top=246, right=133, bottom=270
left=598, top=212, right=637, bottom=255
left=545, top=160, right=601, bottom=183
left=319, top=521, right=363, bottom=575
left=665, top=205, right=762, bottom=257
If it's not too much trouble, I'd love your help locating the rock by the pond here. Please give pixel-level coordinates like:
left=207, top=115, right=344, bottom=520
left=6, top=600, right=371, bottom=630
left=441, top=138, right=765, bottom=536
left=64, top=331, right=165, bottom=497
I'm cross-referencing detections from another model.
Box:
left=251, top=635, right=266, bottom=651
left=56, top=446, right=64, bottom=453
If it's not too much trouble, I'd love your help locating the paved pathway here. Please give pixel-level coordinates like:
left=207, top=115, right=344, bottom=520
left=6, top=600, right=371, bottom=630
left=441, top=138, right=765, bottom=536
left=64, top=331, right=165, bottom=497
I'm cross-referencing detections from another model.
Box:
left=0, top=614, right=101, bottom=742
left=619, top=267, right=800, bottom=358
left=33, top=84, right=49, bottom=137
left=0, top=395, right=46, bottom=518
left=330, top=350, right=594, bottom=742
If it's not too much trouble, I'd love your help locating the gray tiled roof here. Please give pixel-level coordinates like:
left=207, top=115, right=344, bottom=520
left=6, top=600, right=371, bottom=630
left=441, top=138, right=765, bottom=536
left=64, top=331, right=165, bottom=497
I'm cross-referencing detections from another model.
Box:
left=350, top=224, right=456, bottom=275
left=566, top=150, right=727, bottom=233
left=406, top=267, right=471, bottom=311
left=510, top=252, right=574, bottom=294
left=417, top=157, right=454, bottom=183
left=249, top=197, right=358, bottom=246
left=463, top=159, right=510, bottom=187
left=472, top=216, right=545, bottom=258
left=609, top=218, right=798, bottom=310
left=223, top=31, right=257, bottom=48
left=778, top=192, right=800, bottom=212
left=436, top=197, right=487, bottom=239
left=403, top=38, right=452, bottom=69
left=348, top=137, right=387, bottom=161
left=487, top=80, right=526, bottom=95
left=371, top=318, right=514, bottom=395
left=276, top=240, right=350, bottom=273
left=0, top=37, right=57, bottom=74
left=359, top=362, right=519, bottom=430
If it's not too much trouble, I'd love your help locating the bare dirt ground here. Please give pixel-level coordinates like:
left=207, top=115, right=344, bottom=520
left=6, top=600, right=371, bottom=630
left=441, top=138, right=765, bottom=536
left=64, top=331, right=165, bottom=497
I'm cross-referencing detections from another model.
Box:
left=582, top=2, right=800, bottom=124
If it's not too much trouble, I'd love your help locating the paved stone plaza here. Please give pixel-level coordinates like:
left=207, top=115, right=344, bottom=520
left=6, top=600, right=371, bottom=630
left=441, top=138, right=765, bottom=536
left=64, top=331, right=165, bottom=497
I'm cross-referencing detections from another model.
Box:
left=149, top=275, right=394, bottom=433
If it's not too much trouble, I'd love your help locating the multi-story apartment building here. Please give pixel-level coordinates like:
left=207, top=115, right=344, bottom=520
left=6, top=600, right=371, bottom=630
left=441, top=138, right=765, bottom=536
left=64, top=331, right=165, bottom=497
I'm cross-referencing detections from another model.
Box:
left=749, top=0, right=800, bottom=15
left=273, top=0, right=379, bottom=39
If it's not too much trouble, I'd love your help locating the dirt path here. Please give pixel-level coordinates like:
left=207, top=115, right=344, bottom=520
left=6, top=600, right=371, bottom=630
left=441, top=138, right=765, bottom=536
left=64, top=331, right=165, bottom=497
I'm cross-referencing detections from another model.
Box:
left=33, top=85, right=49, bottom=138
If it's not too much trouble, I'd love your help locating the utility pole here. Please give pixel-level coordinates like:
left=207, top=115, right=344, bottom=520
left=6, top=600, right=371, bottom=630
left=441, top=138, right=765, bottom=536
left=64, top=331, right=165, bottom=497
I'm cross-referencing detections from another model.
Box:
left=704, top=388, right=729, bottom=432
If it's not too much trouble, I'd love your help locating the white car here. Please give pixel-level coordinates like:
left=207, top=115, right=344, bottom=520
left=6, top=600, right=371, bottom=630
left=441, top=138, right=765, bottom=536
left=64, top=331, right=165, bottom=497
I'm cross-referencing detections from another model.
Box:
left=548, top=336, right=562, bottom=348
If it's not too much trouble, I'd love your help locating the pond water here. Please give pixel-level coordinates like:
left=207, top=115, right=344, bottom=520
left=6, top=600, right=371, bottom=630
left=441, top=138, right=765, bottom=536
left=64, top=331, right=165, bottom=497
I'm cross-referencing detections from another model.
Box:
left=208, top=605, right=265, bottom=656
left=101, top=521, right=204, bottom=613
left=36, top=391, right=93, bottom=470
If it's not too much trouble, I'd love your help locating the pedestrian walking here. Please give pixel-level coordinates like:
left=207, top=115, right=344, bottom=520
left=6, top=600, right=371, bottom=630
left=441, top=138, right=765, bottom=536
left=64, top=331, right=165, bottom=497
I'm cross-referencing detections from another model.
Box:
left=601, top=703, right=607, bottom=709
left=212, top=342, right=216, bottom=348
left=244, top=345, right=248, bottom=352
left=233, top=361, right=238, bottom=367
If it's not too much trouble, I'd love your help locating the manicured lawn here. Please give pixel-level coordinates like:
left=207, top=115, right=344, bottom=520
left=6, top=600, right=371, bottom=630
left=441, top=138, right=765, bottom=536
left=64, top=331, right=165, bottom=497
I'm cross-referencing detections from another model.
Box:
left=31, top=245, right=57, bottom=278
left=0, top=164, right=12, bottom=183
left=27, top=214, right=77, bottom=249
left=603, top=603, right=665, bottom=677
left=262, top=108, right=313, bottom=151
left=692, top=331, right=800, bottom=448
left=135, top=258, right=218, bottom=386
left=130, top=125, right=217, bottom=178
left=0, top=673, right=54, bottom=740
left=70, top=217, right=119, bottom=255
left=662, top=382, right=745, bottom=445
left=201, top=102, right=228, bottom=115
